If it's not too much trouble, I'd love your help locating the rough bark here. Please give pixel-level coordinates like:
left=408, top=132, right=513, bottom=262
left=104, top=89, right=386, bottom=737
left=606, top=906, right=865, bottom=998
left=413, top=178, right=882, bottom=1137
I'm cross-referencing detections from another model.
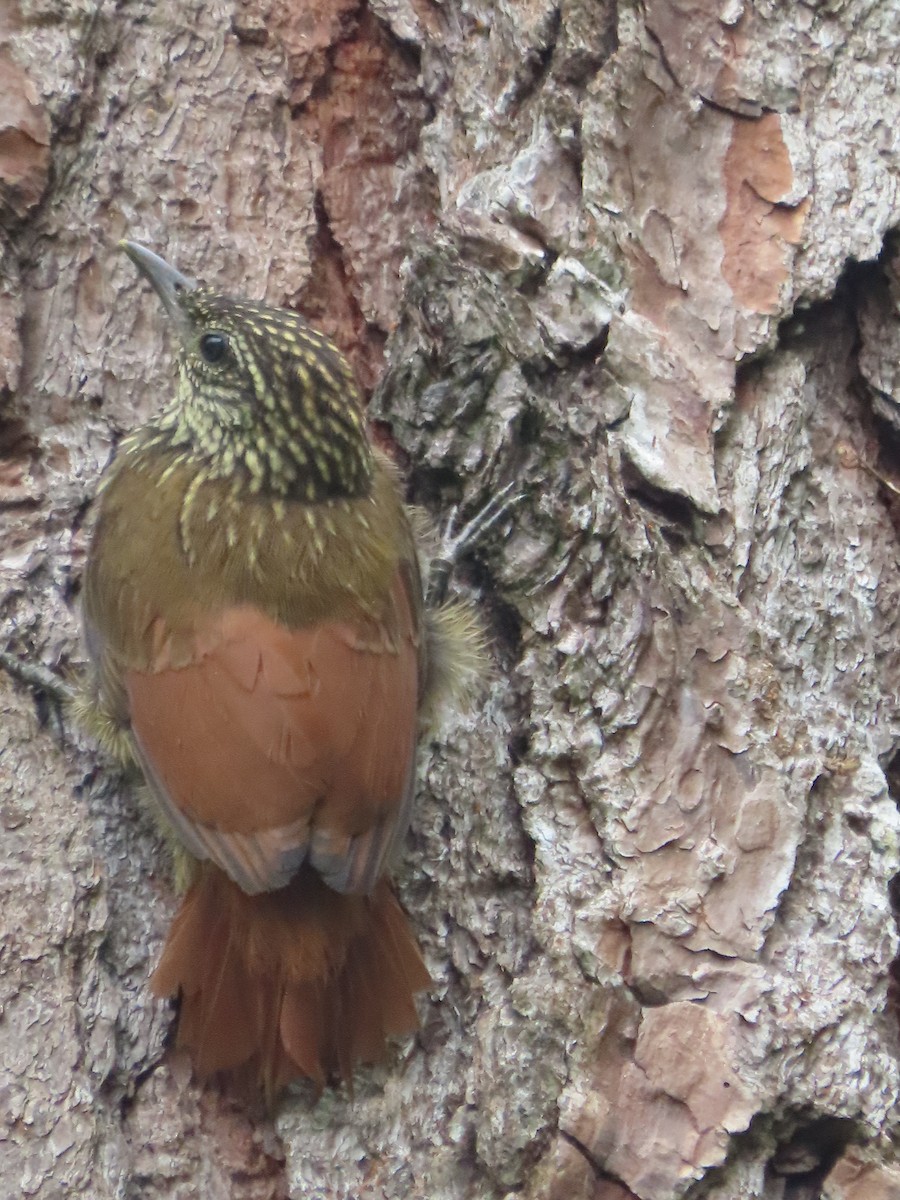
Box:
left=2, top=1, right=900, bottom=1198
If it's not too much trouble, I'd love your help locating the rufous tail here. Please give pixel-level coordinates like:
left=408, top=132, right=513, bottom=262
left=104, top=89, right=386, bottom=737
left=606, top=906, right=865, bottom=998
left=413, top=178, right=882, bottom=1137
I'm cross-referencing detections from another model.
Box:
left=150, top=865, right=431, bottom=1097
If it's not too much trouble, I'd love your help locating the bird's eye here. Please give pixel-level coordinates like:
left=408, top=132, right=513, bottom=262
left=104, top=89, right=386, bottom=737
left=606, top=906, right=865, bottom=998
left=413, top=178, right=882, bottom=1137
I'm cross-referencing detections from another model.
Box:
left=199, top=332, right=229, bottom=364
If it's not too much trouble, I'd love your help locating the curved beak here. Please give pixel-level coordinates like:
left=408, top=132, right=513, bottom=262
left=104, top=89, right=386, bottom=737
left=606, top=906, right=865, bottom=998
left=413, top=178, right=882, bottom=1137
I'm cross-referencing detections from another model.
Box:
left=120, top=241, right=197, bottom=326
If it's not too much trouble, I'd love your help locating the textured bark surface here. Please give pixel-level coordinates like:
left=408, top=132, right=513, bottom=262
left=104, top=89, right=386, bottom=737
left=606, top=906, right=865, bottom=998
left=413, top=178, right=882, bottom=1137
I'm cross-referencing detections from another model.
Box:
left=3, top=1, right=900, bottom=1198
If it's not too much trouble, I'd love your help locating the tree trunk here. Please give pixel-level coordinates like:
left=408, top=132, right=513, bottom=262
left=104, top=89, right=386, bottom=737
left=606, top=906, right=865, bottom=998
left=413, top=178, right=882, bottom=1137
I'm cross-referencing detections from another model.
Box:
left=3, top=1, right=900, bottom=1198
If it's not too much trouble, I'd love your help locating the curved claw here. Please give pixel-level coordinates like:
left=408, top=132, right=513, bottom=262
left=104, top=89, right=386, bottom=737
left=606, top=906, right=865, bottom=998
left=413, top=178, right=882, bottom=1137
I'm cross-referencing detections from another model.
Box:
left=427, top=480, right=521, bottom=606
left=0, top=647, right=75, bottom=706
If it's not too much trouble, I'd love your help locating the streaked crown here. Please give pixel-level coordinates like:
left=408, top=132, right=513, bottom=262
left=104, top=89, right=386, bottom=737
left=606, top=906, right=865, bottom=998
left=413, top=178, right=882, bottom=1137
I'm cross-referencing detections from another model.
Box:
left=122, top=243, right=372, bottom=503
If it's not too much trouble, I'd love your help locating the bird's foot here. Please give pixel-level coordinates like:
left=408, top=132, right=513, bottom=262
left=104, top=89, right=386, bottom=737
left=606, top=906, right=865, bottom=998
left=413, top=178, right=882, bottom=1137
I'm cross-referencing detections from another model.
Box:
left=0, top=645, right=75, bottom=741
left=427, top=481, right=521, bottom=605
left=0, top=647, right=73, bottom=704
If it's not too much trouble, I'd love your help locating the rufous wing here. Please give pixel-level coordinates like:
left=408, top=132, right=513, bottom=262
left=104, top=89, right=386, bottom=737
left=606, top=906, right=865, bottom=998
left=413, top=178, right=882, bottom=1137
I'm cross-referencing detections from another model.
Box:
left=123, top=567, right=421, bottom=896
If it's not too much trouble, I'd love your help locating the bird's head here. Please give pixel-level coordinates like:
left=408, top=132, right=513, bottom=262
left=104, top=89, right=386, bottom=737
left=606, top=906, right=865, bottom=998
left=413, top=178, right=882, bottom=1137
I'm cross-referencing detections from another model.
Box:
left=121, top=241, right=372, bottom=502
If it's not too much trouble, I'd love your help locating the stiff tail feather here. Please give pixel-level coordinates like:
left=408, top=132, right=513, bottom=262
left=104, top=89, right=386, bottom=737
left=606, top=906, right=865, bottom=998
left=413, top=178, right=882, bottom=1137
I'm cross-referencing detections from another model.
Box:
left=150, top=865, right=431, bottom=1097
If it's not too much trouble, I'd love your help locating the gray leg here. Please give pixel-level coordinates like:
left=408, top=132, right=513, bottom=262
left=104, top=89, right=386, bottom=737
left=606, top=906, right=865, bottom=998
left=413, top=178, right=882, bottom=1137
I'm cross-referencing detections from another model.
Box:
left=0, top=647, right=73, bottom=704
left=427, top=481, right=520, bottom=605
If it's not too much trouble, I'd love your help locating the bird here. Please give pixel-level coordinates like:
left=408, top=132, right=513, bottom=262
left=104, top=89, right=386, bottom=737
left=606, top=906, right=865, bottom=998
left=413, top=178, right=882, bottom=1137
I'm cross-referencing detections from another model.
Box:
left=74, top=241, right=493, bottom=1099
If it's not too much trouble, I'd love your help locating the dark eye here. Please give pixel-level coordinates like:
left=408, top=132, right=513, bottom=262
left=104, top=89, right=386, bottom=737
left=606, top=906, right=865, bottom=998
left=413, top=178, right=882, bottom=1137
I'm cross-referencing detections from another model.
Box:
left=199, top=332, right=228, bottom=364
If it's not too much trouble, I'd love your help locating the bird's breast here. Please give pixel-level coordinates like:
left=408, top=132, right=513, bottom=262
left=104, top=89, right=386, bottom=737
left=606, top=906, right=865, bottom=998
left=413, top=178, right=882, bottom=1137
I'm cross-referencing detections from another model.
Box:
left=83, top=441, right=415, bottom=672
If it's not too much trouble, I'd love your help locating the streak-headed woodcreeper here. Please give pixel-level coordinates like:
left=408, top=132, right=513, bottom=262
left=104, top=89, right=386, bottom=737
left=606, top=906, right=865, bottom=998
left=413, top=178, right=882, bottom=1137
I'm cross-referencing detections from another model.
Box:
left=76, top=242, right=492, bottom=1097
